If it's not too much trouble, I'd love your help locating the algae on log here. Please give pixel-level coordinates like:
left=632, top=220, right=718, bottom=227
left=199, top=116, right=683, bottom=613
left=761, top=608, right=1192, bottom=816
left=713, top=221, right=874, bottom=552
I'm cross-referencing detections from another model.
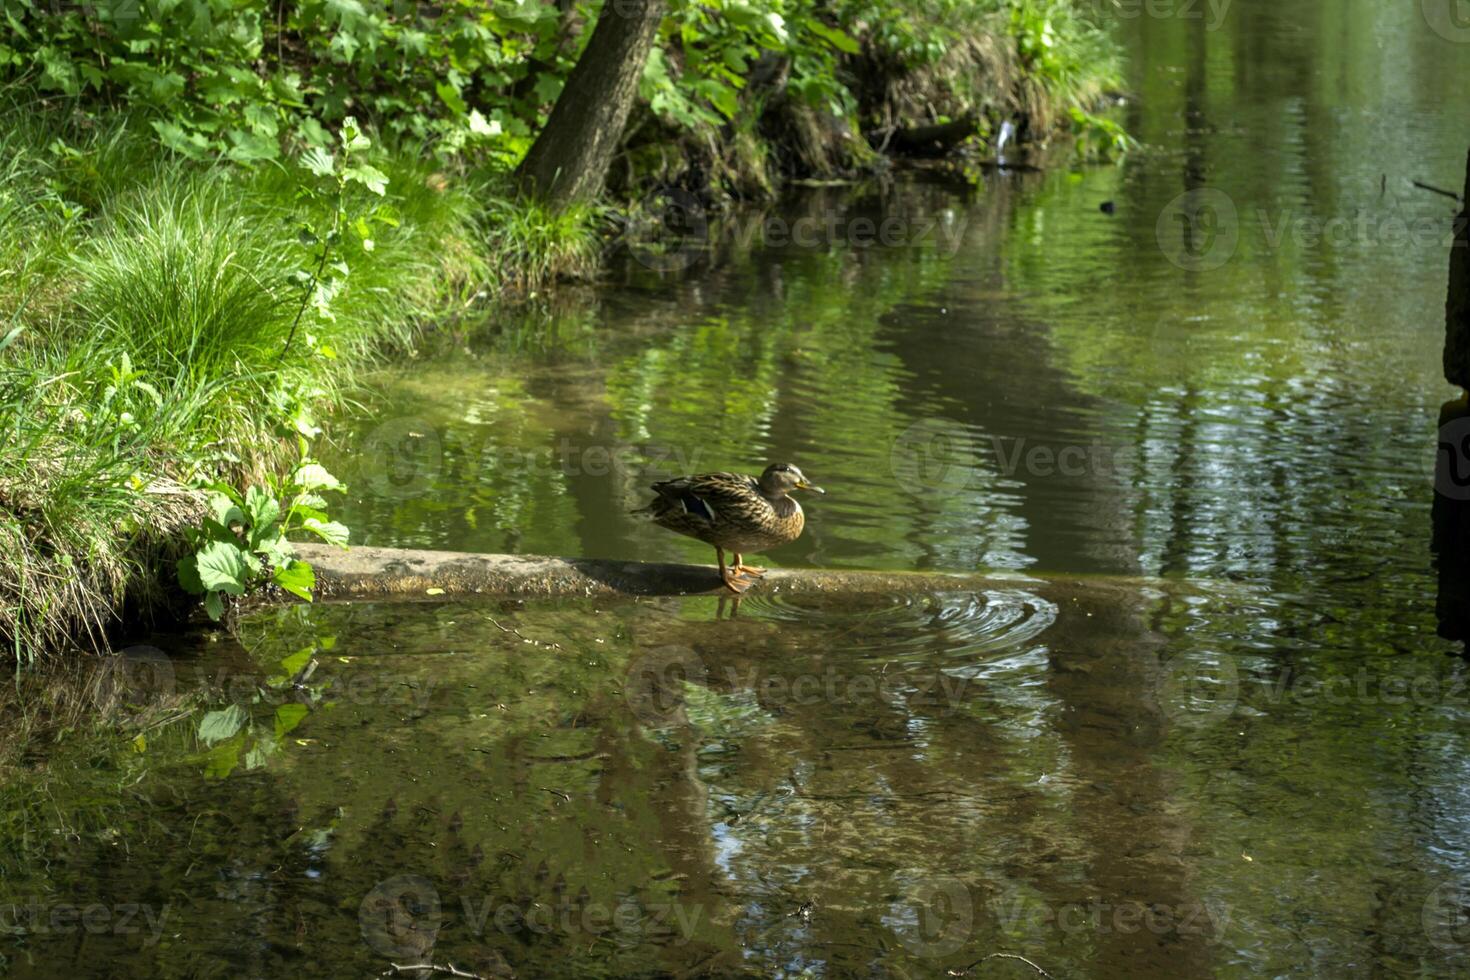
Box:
left=292, top=544, right=1217, bottom=615
left=296, top=543, right=1033, bottom=599
left=1446, top=147, right=1470, bottom=390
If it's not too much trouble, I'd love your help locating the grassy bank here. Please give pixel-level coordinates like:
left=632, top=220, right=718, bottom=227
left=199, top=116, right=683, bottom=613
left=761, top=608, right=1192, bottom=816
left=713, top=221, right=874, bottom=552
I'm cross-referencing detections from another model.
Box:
left=0, top=106, right=605, bottom=664
left=0, top=0, right=1120, bottom=666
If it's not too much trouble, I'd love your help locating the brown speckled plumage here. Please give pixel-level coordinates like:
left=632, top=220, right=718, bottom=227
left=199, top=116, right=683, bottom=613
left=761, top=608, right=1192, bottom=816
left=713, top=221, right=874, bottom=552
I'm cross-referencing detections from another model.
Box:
left=637, top=463, right=823, bottom=592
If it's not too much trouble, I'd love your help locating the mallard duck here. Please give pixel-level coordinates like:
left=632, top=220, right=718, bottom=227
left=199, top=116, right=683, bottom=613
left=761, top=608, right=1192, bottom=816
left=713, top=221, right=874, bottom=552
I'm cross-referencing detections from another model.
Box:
left=638, top=463, right=824, bottom=593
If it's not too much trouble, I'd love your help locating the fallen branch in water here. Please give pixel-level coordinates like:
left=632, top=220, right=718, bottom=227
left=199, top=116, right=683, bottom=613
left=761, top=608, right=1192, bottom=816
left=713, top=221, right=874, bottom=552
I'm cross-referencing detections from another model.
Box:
left=1411, top=178, right=1464, bottom=202
left=293, top=543, right=1044, bottom=601
left=949, top=952, right=1057, bottom=979
left=380, top=963, right=484, bottom=980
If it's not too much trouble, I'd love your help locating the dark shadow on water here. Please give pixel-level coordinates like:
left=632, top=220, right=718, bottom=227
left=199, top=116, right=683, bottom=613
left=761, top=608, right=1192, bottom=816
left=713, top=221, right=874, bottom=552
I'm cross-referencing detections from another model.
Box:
left=1434, top=395, right=1470, bottom=651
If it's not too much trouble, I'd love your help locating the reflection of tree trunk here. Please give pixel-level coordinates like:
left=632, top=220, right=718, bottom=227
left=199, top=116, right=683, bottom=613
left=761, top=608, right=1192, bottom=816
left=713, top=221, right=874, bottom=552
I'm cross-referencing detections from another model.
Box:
left=516, top=0, right=666, bottom=206
left=1445, top=149, right=1470, bottom=389
left=1039, top=580, right=1219, bottom=977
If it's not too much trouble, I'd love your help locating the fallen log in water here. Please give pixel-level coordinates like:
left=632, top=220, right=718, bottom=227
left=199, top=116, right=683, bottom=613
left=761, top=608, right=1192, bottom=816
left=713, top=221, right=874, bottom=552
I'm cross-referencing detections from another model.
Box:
left=293, top=543, right=1199, bottom=605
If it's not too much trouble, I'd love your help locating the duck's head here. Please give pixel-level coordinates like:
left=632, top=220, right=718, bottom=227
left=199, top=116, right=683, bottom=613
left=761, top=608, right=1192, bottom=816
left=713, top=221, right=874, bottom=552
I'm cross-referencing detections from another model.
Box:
left=759, top=463, right=824, bottom=497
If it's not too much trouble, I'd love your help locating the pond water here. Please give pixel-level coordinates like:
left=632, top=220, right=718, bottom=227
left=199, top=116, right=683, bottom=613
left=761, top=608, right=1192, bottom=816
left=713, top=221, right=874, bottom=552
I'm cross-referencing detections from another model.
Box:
left=8, top=1, right=1470, bottom=977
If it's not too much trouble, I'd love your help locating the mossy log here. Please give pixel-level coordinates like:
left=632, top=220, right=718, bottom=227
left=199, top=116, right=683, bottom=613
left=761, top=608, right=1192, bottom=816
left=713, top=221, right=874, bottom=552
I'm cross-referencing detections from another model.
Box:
left=294, top=543, right=1177, bottom=603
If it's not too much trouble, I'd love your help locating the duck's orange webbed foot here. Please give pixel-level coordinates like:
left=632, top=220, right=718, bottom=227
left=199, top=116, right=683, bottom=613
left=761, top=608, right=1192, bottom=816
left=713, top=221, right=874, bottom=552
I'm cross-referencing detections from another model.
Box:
left=731, top=554, right=766, bottom=579
left=721, top=570, right=754, bottom=594
left=717, top=548, right=755, bottom=593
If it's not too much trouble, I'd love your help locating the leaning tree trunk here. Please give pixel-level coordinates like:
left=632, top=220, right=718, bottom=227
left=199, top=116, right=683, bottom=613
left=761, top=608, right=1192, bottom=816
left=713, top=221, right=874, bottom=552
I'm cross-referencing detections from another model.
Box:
left=1446, top=147, right=1470, bottom=390
left=515, top=0, right=666, bottom=206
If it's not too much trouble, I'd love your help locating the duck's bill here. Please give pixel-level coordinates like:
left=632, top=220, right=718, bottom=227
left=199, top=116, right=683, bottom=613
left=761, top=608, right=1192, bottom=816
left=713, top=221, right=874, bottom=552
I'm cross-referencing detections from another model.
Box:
left=797, top=481, right=825, bottom=493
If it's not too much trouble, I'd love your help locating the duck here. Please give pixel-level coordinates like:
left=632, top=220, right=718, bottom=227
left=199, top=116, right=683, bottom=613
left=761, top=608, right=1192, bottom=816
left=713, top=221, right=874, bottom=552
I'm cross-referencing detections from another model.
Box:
left=637, top=463, right=824, bottom=593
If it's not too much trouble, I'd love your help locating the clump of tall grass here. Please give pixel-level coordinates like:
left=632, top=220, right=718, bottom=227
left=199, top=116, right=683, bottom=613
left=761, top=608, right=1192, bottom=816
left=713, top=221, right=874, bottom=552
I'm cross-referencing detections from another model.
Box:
left=479, top=190, right=606, bottom=294
left=0, top=107, right=600, bottom=666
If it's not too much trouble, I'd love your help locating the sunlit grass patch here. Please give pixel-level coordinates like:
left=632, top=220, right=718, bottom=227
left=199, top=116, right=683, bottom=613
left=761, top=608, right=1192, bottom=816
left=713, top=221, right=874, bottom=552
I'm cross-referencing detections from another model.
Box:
left=0, top=109, right=607, bottom=665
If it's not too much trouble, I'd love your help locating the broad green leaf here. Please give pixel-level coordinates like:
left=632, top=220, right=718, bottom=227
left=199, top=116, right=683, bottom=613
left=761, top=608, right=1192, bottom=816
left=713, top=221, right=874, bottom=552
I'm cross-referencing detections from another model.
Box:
left=468, top=110, right=501, bottom=138
left=532, top=74, right=563, bottom=105
left=198, top=704, right=247, bottom=745
left=273, top=560, right=316, bottom=601
left=303, top=518, right=350, bottom=548
left=244, top=736, right=277, bottom=770
left=151, top=119, right=210, bottom=159
left=177, top=554, right=205, bottom=595
left=435, top=81, right=467, bottom=116
left=195, top=539, right=251, bottom=594
left=204, top=590, right=225, bottom=621
left=225, top=128, right=280, bottom=163
left=274, top=703, right=310, bottom=739
left=341, top=115, right=371, bottom=152
left=277, top=646, right=314, bottom=681
left=203, top=734, right=243, bottom=779
left=292, top=463, right=342, bottom=492
left=343, top=164, right=388, bottom=195
left=301, top=146, right=335, bottom=177
left=244, top=486, right=280, bottom=535
left=806, top=19, right=861, bottom=54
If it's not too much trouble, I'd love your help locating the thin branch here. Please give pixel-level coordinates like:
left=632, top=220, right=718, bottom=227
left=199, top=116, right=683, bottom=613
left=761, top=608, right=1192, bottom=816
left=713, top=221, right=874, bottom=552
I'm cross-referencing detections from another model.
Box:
left=1411, top=179, right=1464, bottom=203
left=380, top=963, right=485, bottom=980
left=950, top=952, right=1058, bottom=979
left=280, top=239, right=331, bottom=364
left=488, top=616, right=561, bottom=649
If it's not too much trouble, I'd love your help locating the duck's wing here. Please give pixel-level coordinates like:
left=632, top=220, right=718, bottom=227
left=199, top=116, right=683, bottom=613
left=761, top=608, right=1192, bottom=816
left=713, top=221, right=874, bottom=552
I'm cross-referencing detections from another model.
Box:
left=648, top=472, right=767, bottom=525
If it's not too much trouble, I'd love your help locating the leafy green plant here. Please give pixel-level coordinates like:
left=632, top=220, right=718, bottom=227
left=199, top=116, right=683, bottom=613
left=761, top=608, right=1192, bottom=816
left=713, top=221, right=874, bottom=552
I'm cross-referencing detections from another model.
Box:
left=281, top=115, right=392, bottom=362
left=176, top=455, right=348, bottom=621
left=0, top=0, right=569, bottom=163
left=1068, top=106, right=1136, bottom=161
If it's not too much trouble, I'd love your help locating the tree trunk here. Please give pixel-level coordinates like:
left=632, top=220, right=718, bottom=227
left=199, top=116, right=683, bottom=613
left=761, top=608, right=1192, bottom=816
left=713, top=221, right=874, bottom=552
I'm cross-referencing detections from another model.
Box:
left=1446, top=147, right=1470, bottom=389
left=515, top=0, right=666, bottom=206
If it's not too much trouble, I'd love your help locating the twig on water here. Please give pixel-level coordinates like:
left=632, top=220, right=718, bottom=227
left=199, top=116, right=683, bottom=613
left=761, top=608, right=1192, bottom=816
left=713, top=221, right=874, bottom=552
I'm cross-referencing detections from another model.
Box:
left=1410, top=179, right=1464, bottom=203
left=949, top=952, right=1058, bottom=979
left=380, top=962, right=485, bottom=979
left=488, top=616, right=561, bottom=650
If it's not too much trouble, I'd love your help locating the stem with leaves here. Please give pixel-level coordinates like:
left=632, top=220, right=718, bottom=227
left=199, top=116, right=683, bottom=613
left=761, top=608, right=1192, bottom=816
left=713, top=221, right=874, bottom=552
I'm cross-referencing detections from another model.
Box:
left=279, top=116, right=390, bottom=363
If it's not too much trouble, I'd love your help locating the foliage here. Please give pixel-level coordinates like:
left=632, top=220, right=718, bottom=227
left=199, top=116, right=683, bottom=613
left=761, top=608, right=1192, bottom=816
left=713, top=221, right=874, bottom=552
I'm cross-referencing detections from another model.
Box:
left=1068, top=105, right=1135, bottom=161
left=0, top=109, right=585, bottom=664
left=0, top=0, right=1120, bottom=176
left=0, top=0, right=570, bottom=162
left=1011, top=0, right=1119, bottom=109
left=644, top=0, right=859, bottom=131
left=284, top=115, right=392, bottom=360
left=176, top=454, right=348, bottom=621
